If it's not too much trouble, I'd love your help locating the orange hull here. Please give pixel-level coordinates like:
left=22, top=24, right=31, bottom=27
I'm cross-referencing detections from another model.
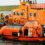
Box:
left=0, top=21, right=45, bottom=41
left=2, top=35, right=45, bottom=41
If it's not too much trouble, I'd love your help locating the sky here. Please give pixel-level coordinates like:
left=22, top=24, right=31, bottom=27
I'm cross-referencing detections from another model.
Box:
left=37, top=0, right=45, bottom=3
left=0, top=0, right=45, bottom=6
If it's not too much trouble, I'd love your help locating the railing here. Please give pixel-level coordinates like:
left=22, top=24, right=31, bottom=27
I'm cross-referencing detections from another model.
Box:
left=30, top=3, right=45, bottom=9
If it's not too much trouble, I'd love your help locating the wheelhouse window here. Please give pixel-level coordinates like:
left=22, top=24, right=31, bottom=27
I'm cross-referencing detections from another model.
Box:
left=30, top=13, right=32, bottom=16
left=26, top=0, right=34, bottom=4
left=29, top=1, right=32, bottom=4
left=34, top=13, right=36, bottom=17
left=17, top=12, right=20, bottom=15
left=21, top=12, right=24, bottom=15
left=13, top=12, right=16, bottom=15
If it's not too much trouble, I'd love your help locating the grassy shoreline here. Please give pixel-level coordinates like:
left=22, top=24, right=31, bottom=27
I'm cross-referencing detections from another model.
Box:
left=0, top=5, right=19, bottom=11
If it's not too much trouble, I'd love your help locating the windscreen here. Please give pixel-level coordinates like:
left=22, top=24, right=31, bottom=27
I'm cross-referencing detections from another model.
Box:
left=5, top=26, right=22, bottom=30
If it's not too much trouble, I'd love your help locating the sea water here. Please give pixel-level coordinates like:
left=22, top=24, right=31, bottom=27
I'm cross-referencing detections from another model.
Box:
left=0, top=11, right=12, bottom=16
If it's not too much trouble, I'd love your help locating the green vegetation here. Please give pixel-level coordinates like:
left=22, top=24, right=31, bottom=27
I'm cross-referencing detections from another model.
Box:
left=0, top=5, right=19, bottom=11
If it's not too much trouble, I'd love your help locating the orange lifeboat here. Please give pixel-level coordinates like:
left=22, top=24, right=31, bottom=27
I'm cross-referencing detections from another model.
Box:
left=0, top=21, right=45, bottom=41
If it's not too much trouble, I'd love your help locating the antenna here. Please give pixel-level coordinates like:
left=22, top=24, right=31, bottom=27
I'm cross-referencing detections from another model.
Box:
left=35, top=0, right=37, bottom=3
